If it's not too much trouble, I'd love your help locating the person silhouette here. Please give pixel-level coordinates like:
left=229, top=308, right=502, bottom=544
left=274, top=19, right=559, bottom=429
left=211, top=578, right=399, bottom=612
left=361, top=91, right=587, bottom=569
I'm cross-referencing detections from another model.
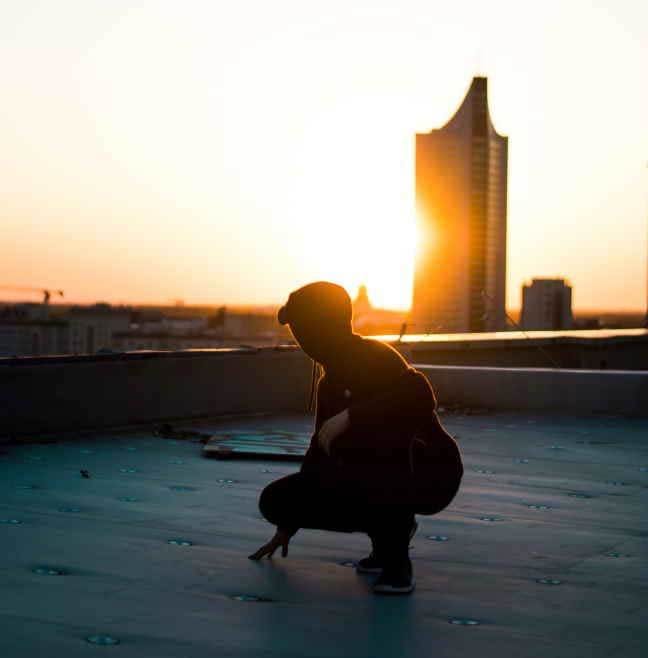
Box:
left=249, top=281, right=463, bottom=594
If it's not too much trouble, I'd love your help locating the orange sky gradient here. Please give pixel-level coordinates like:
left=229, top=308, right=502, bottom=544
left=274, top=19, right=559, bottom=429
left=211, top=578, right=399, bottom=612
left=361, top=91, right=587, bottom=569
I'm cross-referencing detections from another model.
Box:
left=1, top=1, right=647, bottom=312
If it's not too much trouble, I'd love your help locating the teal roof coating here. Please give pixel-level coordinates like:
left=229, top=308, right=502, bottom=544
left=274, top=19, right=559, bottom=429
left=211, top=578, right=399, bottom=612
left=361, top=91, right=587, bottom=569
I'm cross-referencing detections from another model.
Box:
left=1, top=412, right=647, bottom=657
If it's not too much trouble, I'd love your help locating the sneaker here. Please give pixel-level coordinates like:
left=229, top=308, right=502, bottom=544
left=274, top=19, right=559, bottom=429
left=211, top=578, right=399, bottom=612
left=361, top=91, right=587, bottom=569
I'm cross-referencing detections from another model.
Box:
left=355, top=520, right=418, bottom=574
left=372, top=559, right=415, bottom=595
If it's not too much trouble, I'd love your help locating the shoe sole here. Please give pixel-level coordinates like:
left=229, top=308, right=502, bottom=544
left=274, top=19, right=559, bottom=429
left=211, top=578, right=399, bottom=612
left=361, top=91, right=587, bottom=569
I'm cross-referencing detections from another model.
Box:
left=355, top=521, right=419, bottom=575
left=373, top=580, right=416, bottom=595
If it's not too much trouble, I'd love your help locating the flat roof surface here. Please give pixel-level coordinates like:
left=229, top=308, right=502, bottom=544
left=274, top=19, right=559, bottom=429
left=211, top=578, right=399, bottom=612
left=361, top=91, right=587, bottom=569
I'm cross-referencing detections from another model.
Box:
left=1, top=412, right=647, bottom=658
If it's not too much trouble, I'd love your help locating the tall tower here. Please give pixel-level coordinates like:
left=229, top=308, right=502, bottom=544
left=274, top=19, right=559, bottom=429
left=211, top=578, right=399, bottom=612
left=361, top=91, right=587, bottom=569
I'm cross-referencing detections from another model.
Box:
left=413, top=77, right=508, bottom=333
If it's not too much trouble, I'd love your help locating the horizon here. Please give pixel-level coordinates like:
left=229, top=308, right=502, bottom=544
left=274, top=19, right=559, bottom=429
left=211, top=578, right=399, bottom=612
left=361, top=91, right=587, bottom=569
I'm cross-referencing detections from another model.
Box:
left=1, top=1, right=647, bottom=312
left=1, top=296, right=645, bottom=317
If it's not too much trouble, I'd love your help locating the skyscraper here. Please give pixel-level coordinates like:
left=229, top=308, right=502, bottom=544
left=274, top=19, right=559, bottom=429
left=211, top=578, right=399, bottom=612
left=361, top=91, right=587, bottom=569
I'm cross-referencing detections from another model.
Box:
left=412, top=77, right=508, bottom=333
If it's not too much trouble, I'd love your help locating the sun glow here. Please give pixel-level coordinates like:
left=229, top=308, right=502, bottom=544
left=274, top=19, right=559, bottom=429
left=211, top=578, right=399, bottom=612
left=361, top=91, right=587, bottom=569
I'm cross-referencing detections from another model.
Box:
left=282, top=104, right=419, bottom=310
left=223, top=85, right=421, bottom=310
left=1, top=2, right=646, bottom=311
left=292, top=200, right=419, bottom=311
left=414, top=212, right=436, bottom=269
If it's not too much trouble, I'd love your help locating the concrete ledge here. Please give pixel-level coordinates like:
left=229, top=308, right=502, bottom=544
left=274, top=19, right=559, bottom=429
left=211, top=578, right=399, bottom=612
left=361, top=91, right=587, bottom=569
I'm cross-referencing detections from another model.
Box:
left=3, top=349, right=647, bottom=439
left=390, top=330, right=648, bottom=370
left=1, top=348, right=313, bottom=438
left=416, top=364, right=648, bottom=417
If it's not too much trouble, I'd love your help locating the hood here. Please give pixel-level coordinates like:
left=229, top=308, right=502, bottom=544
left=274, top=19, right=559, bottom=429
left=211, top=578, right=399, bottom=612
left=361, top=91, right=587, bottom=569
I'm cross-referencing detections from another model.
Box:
left=277, top=281, right=354, bottom=366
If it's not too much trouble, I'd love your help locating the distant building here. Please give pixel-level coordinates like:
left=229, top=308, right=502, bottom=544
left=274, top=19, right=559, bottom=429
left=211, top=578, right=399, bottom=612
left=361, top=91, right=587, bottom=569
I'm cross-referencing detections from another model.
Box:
left=346, top=285, right=407, bottom=335
left=135, top=316, right=209, bottom=335
left=521, top=278, right=573, bottom=330
left=1, top=303, right=51, bottom=322
left=0, top=302, right=291, bottom=356
left=67, top=304, right=131, bottom=354
left=222, top=311, right=280, bottom=343
left=0, top=303, right=69, bottom=356
left=353, top=285, right=372, bottom=315
left=111, top=332, right=225, bottom=351
left=0, top=319, right=69, bottom=357
left=352, top=285, right=373, bottom=331
left=413, top=77, right=508, bottom=333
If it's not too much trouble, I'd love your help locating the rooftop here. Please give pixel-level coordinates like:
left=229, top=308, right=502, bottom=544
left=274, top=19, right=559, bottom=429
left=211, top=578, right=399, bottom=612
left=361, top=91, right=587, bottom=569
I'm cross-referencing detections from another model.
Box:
left=2, top=410, right=647, bottom=657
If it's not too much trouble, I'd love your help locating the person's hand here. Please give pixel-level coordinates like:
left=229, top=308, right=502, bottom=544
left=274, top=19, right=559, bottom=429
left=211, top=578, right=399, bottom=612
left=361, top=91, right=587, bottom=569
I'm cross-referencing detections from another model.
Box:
left=248, top=528, right=292, bottom=560
left=317, top=408, right=350, bottom=456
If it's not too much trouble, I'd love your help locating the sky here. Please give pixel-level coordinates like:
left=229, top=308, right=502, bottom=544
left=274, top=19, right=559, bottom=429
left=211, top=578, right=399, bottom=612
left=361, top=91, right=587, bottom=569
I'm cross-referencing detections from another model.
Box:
left=1, top=0, right=647, bottom=311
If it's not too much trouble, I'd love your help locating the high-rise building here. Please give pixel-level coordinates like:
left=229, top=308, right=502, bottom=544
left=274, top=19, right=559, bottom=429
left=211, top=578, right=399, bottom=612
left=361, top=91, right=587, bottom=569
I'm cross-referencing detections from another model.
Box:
left=412, top=77, right=508, bottom=333
left=521, top=278, right=573, bottom=330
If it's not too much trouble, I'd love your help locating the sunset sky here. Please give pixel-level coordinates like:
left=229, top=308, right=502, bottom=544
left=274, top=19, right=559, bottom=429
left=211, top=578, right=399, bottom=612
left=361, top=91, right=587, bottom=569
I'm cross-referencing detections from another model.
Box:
left=1, top=0, right=647, bottom=311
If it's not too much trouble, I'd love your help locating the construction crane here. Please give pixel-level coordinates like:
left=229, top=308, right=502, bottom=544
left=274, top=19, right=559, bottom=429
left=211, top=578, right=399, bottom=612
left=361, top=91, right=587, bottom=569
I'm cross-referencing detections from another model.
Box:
left=0, top=286, right=64, bottom=304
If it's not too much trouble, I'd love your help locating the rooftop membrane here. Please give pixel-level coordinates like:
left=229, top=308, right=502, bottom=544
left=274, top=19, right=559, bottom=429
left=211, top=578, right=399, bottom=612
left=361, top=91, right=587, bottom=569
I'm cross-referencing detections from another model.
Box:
left=2, top=411, right=647, bottom=657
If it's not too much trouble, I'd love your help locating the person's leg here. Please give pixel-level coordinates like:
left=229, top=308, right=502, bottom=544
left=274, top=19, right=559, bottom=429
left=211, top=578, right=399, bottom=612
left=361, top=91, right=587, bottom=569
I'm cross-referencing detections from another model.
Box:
left=258, top=471, right=370, bottom=535
left=259, top=472, right=417, bottom=593
left=364, top=506, right=415, bottom=563
left=356, top=509, right=417, bottom=573
left=368, top=506, right=417, bottom=594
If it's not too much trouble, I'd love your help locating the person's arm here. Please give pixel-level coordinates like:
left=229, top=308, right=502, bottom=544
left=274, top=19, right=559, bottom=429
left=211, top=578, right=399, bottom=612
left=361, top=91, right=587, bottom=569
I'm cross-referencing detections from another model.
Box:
left=278, top=374, right=330, bottom=537
left=322, top=368, right=436, bottom=458
left=248, top=528, right=293, bottom=560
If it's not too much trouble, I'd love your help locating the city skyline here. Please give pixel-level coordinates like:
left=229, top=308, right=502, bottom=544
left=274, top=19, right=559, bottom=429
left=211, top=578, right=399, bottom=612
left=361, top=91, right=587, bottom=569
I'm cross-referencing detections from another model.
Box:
left=1, top=1, right=647, bottom=312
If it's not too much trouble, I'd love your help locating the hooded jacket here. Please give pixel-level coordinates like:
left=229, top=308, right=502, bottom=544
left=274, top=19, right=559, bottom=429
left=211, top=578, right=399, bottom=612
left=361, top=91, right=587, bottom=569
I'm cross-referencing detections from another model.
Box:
left=279, top=282, right=463, bottom=514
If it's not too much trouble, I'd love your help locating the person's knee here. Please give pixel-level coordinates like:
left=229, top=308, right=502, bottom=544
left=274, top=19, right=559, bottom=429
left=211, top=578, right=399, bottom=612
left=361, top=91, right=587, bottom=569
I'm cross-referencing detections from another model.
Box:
left=259, top=476, right=297, bottom=526
left=258, top=482, right=279, bottom=525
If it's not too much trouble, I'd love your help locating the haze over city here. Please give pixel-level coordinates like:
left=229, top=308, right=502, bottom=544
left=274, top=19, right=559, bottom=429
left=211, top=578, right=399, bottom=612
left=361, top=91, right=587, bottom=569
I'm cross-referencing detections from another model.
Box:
left=1, top=0, right=647, bottom=311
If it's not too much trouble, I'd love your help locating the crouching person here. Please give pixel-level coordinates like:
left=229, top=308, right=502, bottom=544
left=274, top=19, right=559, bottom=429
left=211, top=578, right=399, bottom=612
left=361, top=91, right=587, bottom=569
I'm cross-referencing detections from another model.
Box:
left=249, top=281, right=463, bottom=595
